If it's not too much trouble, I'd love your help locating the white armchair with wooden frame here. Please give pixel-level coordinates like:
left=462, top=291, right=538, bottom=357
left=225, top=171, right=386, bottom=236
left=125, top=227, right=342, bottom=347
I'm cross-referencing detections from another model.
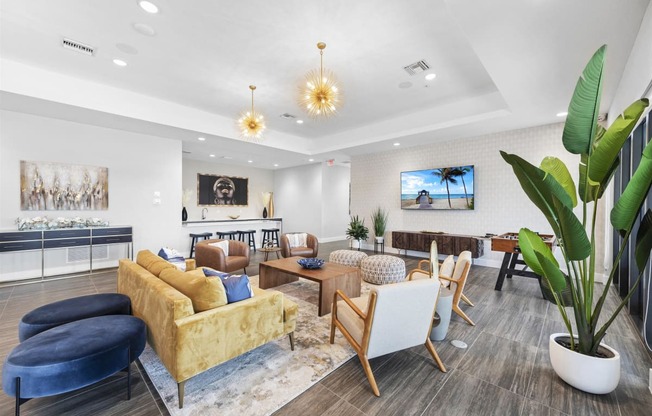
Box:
left=330, top=278, right=446, bottom=396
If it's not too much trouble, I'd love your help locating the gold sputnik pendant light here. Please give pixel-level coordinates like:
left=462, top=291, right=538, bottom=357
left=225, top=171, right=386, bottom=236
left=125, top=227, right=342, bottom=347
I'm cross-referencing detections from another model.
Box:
left=238, top=85, right=266, bottom=140
left=300, top=42, right=341, bottom=118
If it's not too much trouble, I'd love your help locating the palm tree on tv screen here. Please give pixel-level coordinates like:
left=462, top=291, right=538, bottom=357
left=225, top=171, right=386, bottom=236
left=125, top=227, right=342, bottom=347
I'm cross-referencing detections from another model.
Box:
left=432, top=168, right=457, bottom=208
left=452, top=166, right=471, bottom=208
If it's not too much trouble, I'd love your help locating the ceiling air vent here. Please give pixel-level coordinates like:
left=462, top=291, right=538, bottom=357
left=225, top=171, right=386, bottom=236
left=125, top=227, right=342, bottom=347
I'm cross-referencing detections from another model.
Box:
left=280, top=113, right=296, bottom=119
left=62, top=38, right=95, bottom=56
left=403, top=60, right=430, bottom=76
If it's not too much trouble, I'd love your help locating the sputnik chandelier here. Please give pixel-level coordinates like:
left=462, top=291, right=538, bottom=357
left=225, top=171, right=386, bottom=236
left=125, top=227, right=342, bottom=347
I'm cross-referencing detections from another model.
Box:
left=238, top=85, right=266, bottom=140
left=299, top=42, right=341, bottom=118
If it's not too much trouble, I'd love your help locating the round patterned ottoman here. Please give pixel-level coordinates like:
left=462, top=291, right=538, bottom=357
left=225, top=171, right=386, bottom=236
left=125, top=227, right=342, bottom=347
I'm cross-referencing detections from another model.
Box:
left=3, top=315, right=146, bottom=414
left=360, top=255, right=406, bottom=284
left=19, top=293, right=132, bottom=341
left=329, top=250, right=368, bottom=268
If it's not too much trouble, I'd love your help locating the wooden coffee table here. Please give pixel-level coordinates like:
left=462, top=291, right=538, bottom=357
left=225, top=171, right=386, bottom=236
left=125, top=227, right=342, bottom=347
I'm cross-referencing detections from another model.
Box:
left=259, top=256, right=361, bottom=316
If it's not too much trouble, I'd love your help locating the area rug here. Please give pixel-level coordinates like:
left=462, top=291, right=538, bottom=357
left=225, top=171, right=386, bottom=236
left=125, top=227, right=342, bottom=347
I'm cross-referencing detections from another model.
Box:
left=139, top=275, right=357, bottom=416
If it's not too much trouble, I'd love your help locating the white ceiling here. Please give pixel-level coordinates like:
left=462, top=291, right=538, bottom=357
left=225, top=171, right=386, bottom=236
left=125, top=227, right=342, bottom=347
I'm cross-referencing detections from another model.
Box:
left=0, top=0, right=649, bottom=169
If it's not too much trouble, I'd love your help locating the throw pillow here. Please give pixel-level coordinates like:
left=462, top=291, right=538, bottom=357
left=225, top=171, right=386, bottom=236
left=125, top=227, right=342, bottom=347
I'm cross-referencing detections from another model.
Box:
left=202, top=267, right=230, bottom=278
left=157, top=247, right=184, bottom=262
left=288, top=233, right=308, bottom=248
left=208, top=240, right=229, bottom=256
left=220, top=274, right=254, bottom=303
left=439, top=255, right=455, bottom=288
left=159, top=268, right=227, bottom=312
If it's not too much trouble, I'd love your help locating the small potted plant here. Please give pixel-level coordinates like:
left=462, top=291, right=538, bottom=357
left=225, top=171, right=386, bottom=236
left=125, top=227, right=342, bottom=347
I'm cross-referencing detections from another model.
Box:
left=346, top=215, right=369, bottom=251
left=370, top=207, right=388, bottom=243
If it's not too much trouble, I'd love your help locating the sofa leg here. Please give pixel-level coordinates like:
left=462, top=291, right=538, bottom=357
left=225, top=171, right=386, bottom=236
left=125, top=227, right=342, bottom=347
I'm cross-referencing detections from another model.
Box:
left=243, top=267, right=247, bottom=274
left=15, top=377, right=20, bottom=416
left=178, top=381, right=186, bottom=409
left=288, top=332, right=295, bottom=351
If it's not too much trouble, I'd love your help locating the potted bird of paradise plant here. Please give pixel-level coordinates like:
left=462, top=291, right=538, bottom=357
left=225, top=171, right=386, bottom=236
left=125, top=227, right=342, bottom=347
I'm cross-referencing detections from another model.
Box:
left=501, top=45, right=650, bottom=394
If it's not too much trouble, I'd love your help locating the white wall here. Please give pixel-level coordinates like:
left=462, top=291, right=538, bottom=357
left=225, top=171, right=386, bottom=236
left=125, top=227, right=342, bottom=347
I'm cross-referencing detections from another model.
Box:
left=181, top=158, right=274, bottom=221
left=274, top=163, right=350, bottom=241
left=350, top=122, right=601, bottom=269
left=0, top=110, right=183, bottom=255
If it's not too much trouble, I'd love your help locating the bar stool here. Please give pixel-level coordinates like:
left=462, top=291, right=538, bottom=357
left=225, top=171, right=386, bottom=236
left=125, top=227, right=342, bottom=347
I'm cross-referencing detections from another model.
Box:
left=216, top=231, right=238, bottom=240
left=189, top=232, right=212, bottom=258
left=261, top=228, right=280, bottom=248
left=237, top=230, right=257, bottom=252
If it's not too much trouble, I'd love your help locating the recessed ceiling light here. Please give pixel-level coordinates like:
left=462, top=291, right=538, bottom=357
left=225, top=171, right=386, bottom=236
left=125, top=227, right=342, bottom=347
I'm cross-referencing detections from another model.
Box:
left=197, top=137, right=206, bottom=141
left=296, top=120, right=304, bottom=124
left=273, top=164, right=279, bottom=167
left=133, top=23, right=156, bottom=36
left=556, top=111, right=568, bottom=117
left=112, top=59, right=127, bottom=67
left=209, top=154, right=215, bottom=158
left=248, top=160, right=253, bottom=163
left=425, top=73, right=437, bottom=81
left=393, top=142, right=401, bottom=146
left=308, top=158, right=314, bottom=162
left=138, top=1, right=159, bottom=13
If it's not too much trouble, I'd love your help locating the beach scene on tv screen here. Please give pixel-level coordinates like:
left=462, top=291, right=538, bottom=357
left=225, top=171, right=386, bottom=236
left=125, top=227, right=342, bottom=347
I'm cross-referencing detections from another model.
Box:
left=401, top=166, right=474, bottom=210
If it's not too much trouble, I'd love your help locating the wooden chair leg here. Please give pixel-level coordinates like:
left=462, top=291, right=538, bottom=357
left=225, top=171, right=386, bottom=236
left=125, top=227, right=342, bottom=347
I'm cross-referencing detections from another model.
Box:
left=177, top=380, right=186, bottom=409
left=461, top=293, right=474, bottom=307
left=453, top=305, right=475, bottom=326
left=358, top=353, right=380, bottom=396
left=425, top=339, right=447, bottom=372
left=329, top=317, right=336, bottom=344
left=288, top=332, right=295, bottom=351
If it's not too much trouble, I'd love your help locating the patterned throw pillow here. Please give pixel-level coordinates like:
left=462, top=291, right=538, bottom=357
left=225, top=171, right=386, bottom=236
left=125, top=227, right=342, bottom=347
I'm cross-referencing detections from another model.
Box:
left=287, top=233, right=307, bottom=248
left=157, top=247, right=184, bottom=262
left=208, top=240, right=229, bottom=256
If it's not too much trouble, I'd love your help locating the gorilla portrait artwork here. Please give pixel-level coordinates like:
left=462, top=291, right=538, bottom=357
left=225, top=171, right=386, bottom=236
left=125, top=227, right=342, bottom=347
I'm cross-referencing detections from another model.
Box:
left=197, top=174, right=248, bottom=206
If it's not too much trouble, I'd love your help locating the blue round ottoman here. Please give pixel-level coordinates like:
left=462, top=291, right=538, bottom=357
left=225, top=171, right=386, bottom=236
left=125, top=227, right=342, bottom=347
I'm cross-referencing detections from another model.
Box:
left=19, top=293, right=131, bottom=341
left=3, top=315, right=146, bottom=413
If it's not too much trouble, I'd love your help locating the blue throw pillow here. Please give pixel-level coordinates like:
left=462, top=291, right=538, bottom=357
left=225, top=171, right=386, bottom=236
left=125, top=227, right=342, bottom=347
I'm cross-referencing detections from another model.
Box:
left=202, top=268, right=230, bottom=279
left=220, top=274, right=254, bottom=303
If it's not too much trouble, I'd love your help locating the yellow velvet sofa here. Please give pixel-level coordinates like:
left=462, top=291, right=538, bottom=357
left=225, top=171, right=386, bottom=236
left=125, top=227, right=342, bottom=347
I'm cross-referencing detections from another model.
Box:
left=117, top=250, right=298, bottom=408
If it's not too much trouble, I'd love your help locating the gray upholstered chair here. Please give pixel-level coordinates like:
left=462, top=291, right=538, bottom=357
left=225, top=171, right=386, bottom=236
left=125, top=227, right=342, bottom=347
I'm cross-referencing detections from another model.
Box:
left=330, top=278, right=446, bottom=396
left=280, top=232, right=319, bottom=258
left=195, top=239, right=250, bottom=274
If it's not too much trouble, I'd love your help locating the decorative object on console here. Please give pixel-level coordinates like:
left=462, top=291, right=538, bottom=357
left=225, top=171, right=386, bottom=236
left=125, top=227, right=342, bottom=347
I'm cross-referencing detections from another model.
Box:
left=182, top=207, right=188, bottom=221
left=228, top=215, right=240, bottom=220
left=401, top=165, right=474, bottom=210
left=15, top=216, right=110, bottom=230
left=197, top=174, right=248, bottom=206
left=261, top=191, right=273, bottom=218
left=20, top=160, right=109, bottom=211
left=297, top=258, right=324, bottom=269
left=299, top=42, right=341, bottom=118
left=501, top=45, right=650, bottom=394
left=182, top=189, right=192, bottom=221
left=237, top=85, right=266, bottom=140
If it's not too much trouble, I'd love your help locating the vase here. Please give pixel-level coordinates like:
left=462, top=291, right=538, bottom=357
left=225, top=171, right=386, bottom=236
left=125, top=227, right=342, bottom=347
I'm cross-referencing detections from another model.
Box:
left=268, top=192, right=274, bottom=218
left=262, top=207, right=268, bottom=219
left=549, top=333, right=620, bottom=394
left=182, top=207, right=188, bottom=221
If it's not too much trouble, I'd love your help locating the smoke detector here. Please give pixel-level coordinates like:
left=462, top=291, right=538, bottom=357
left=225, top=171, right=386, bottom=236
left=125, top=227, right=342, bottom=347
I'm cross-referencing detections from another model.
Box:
left=403, top=60, right=430, bottom=76
left=61, top=38, right=95, bottom=56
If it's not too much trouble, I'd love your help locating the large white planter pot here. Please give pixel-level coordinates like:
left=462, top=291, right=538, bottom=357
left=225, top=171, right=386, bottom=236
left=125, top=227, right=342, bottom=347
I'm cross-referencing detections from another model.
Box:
left=549, top=333, right=620, bottom=394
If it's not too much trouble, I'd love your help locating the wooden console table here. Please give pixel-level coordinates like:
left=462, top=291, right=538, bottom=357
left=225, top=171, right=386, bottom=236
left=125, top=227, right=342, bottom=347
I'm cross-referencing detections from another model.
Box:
left=391, top=231, right=484, bottom=258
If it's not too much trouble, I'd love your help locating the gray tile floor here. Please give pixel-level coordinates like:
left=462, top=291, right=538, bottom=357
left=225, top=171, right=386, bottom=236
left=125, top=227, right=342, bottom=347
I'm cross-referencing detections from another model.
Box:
left=1, top=240, right=651, bottom=415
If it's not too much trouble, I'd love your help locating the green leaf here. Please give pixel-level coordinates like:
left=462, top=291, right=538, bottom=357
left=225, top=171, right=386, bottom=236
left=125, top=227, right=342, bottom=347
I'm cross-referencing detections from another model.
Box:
left=554, top=196, right=591, bottom=260
left=635, top=210, right=652, bottom=271
left=589, top=99, right=649, bottom=184
left=611, top=140, right=652, bottom=234
left=535, top=251, right=568, bottom=293
left=518, top=228, right=559, bottom=277
left=540, top=157, right=577, bottom=207
left=501, top=152, right=573, bottom=236
left=562, top=45, right=606, bottom=154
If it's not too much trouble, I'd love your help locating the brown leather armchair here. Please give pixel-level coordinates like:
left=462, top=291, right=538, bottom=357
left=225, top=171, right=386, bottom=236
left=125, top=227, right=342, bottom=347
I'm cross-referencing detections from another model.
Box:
left=195, top=239, right=250, bottom=274
left=280, top=233, right=319, bottom=258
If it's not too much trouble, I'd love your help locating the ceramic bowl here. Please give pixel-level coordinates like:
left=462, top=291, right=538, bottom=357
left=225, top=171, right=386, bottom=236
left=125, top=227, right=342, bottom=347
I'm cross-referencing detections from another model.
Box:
left=297, top=258, right=325, bottom=269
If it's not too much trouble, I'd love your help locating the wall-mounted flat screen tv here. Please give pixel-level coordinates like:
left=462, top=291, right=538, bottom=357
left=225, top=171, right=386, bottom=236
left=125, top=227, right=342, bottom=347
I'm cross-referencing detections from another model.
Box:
left=401, top=165, right=474, bottom=210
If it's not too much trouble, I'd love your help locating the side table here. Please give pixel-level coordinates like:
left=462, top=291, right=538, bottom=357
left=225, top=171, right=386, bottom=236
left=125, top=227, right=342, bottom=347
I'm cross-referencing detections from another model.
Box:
left=373, top=240, right=384, bottom=254
left=259, top=247, right=281, bottom=261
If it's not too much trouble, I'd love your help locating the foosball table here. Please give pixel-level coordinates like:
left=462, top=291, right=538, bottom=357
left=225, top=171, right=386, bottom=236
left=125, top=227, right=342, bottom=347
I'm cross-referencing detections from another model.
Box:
left=491, top=232, right=556, bottom=290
